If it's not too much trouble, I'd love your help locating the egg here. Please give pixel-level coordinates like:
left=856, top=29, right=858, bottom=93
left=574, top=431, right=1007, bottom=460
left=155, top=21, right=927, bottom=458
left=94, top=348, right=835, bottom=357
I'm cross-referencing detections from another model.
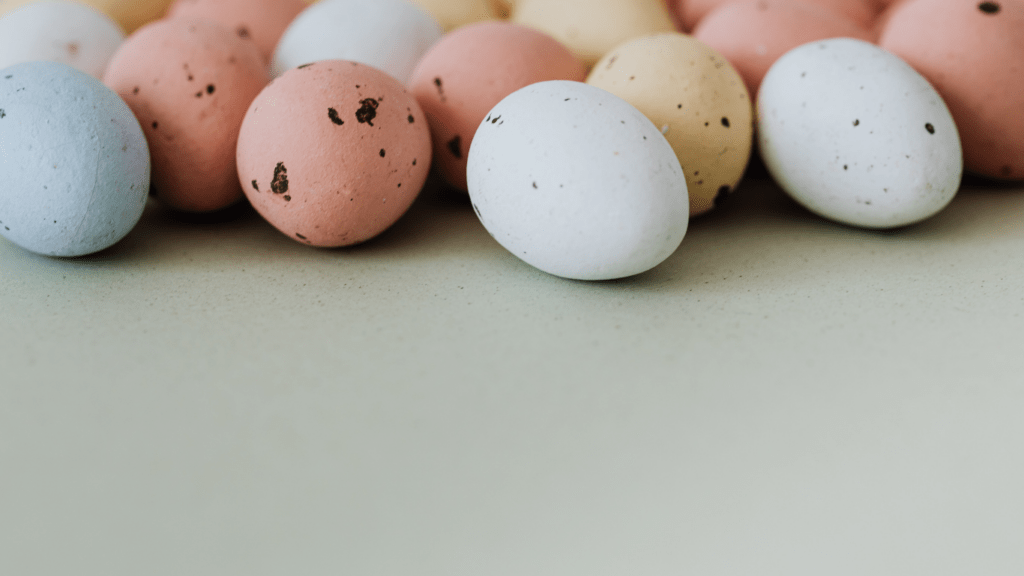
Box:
left=1, top=0, right=174, bottom=33
left=511, top=0, right=677, bottom=67
left=693, top=0, right=874, bottom=96
left=103, top=19, right=268, bottom=213
left=587, top=33, right=753, bottom=216
left=467, top=81, right=689, bottom=281
left=409, top=21, right=587, bottom=192
left=165, top=0, right=307, bottom=63
left=408, top=0, right=512, bottom=31
left=879, top=0, right=1024, bottom=180
left=271, top=0, right=443, bottom=84
left=757, top=38, right=962, bottom=229
left=0, top=1, right=125, bottom=79
left=0, top=61, right=150, bottom=257
left=236, top=60, right=432, bottom=247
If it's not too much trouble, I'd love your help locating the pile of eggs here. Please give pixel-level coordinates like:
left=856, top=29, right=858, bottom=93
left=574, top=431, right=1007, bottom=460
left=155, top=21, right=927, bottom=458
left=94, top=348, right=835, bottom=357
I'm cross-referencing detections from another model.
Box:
left=0, top=0, right=1021, bottom=279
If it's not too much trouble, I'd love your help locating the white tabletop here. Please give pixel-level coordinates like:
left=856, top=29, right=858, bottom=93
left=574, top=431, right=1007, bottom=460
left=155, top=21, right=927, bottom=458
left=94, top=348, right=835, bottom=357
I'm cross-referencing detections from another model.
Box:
left=2, top=173, right=1023, bottom=574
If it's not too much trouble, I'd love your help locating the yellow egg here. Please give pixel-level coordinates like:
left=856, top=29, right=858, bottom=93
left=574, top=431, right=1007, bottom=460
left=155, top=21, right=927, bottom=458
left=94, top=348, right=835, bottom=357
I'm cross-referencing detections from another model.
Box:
left=407, top=0, right=511, bottom=31
left=587, top=33, right=753, bottom=216
left=1, top=0, right=173, bottom=32
left=511, top=0, right=676, bottom=67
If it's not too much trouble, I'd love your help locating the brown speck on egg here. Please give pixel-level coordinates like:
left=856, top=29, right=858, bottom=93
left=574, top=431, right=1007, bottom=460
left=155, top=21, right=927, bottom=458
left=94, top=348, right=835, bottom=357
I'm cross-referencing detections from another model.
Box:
left=721, top=117, right=730, bottom=128
left=447, top=136, right=463, bottom=159
left=237, top=26, right=250, bottom=39
left=925, top=123, right=935, bottom=134
left=328, top=108, right=344, bottom=125
left=206, top=84, right=215, bottom=94
left=979, top=1, right=1000, bottom=13
left=380, top=149, right=386, bottom=157
left=251, top=180, right=259, bottom=191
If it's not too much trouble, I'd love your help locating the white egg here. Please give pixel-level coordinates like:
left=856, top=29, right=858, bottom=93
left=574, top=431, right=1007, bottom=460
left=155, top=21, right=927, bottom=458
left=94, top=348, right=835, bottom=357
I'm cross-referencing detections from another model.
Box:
left=0, top=61, right=150, bottom=257
left=467, top=81, right=689, bottom=281
left=757, top=38, right=962, bottom=229
left=0, top=0, right=125, bottom=79
left=271, top=0, right=442, bottom=84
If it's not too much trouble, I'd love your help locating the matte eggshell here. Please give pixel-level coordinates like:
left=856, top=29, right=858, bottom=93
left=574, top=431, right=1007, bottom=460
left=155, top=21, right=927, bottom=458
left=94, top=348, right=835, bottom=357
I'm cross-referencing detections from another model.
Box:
left=757, top=38, right=962, bottom=229
left=271, top=0, right=443, bottom=84
left=0, top=61, right=150, bottom=257
left=236, top=60, right=432, bottom=247
left=408, top=0, right=511, bottom=31
left=103, top=18, right=269, bottom=212
left=879, top=0, right=1024, bottom=180
left=587, top=33, right=753, bottom=216
left=511, top=0, right=677, bottom=67
left=693, top=0, right=874, bottom=96
left=467, top=81, right=690, bottom=281
left=0, top=1, right=125, bottom=79
left=409, top=21, right=586, bottom=191
left=166, top=0, right=307, bottom=63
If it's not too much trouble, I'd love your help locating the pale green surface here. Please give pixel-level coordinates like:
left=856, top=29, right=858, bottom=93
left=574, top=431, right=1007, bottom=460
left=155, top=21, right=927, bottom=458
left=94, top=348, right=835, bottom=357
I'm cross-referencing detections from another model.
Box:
left=2, top=176, right=1024, bottom=574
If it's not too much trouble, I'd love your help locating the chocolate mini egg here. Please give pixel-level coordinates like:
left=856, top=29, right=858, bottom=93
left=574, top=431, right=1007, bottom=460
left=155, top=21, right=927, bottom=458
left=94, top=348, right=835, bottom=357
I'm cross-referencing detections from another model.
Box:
left=587, top=33, right=753, bottom=216
left=408, top=0, right=511, bottom=31
left=511, top=0, right=677, bottom=67
left=0, top=61, right=150, bottom=257
left=0, top=1, right=125, bottom=79
left=103, top=19, right=268, bottom=212
left=693, top=0, right=874, bottom=96
left=879, top=0, right=1024, bottom=180
left=271, top=0, right=443, bottom=84
left=757, top=38, right=962, bottom=229
left=467, top=81, right=689, bottom=281
left=236, top=60, right=432, bottom=247
left=166, top=0, right=307, bottom=63
left=409, top=21, right=586, bottom=191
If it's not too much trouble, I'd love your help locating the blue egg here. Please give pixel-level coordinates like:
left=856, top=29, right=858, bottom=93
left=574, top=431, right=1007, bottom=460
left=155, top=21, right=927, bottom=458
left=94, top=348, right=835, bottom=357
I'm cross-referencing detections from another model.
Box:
left=0, top=60, right=150, bottom=257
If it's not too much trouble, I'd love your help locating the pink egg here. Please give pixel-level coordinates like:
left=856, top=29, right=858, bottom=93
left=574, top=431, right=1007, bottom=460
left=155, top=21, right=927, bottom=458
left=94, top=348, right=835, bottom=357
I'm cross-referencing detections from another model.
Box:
left=879, top=0, right=1024, bottom=180
left=236, top=60, right=432, bottom=247
left=165, top=0, right=306, bottom=63
left=104, top=18, right=269, bottom=212
left=693, top=0, right=874, bottom=96
left=408, top=22, right=586, bottom=192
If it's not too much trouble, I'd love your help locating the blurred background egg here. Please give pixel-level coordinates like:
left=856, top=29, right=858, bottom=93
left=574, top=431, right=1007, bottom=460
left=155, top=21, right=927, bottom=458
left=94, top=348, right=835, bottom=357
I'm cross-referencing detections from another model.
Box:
left=879, top=0, right=1024, bottom=180
left=236, top=60, right=433, bottom=247
left=271, top=0, right=442, bottom=84
left=103, top=18, right=269, bottom=212
left=0, top=61, right=150, bottom=257
left=757, top=38, right=962, bottom=229
left=693, top=0, right=874, bottom=96
left=587, top=33, right=753, bottom=216
left=1, top=0, right=175, bottom=33
left=165, top=0, right=307, bottom=63
left=409, top=21, right=586, bottom=192
left=511, top=0, right=677, bottom=68
left=467, top=81, right=690, bottom=281
left=0, top=0, right=125, bottom=79
left=408, top=0, right=512, bottom=31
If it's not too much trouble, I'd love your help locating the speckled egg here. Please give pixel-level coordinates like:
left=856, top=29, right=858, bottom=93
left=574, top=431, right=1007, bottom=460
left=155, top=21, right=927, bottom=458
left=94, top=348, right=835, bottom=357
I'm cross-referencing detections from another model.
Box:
left=271, top=0, right=442, bottom=84
left=0, top=61, right=150, bottom=257
left=693, top=0, right=874, bottom=96
left=236, top=60, right=432, bottom=247
left=166, top=0, right=306, bottom=63
left=511, top=0, right=677, bottom=67
left=409, top=21, right=586, bottom=192
left=757, top=38, right=962, bottom=229
left=587, top=33, right=753, bottom=216
left=467, top=81, right=689, bottom=281
left=408, top=0, right=512, bottom=31
left=103, top=19, right=268, bottom=212
left=879, top=0, right=1024, bottom=180
left=0, top=1, right=125, bottom=79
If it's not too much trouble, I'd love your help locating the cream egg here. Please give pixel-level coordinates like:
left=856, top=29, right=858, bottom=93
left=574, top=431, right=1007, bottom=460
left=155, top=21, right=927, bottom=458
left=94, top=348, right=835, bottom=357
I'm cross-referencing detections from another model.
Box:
left=587, top=33, right=753, bottom=216
left=0, top=61, right=150, bottom=257
left=511, top=0, right=677, bottom=67
left=0, top=0, right=125, bottom=79
left=757, top=38, right=962, bottom=229
left=236, top=60, right=432, bottom=247
left=409, top=21, right=586, bottom=191
left=103, top=18, right=269, bottom=212
left=467, top=81, right=689, bottom=281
